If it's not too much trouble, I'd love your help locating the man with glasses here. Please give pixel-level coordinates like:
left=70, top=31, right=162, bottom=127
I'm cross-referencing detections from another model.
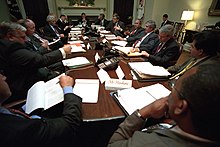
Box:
left=108, top=63, right=220, bottom=146
left=168, top=31, right=220, bottom=79
left=141, top=24, right=180, bottom=68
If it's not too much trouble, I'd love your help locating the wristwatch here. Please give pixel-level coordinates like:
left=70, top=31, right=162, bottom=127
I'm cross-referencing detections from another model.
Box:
left=136, top=109, right=145, bottom=120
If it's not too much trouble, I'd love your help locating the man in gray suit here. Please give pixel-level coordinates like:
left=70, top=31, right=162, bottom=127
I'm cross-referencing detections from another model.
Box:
left=108, top=62, right=220, bottom=147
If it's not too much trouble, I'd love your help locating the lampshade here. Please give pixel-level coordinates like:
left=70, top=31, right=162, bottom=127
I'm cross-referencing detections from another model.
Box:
left=181, top=10, right=194, bottom=20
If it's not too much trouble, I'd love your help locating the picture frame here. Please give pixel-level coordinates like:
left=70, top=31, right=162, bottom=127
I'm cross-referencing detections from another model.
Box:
left=208, top=0, right=220, bottom=16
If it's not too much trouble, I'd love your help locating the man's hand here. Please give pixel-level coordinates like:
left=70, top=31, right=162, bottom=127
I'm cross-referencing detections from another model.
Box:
left=130, top=48, right=139, bottom=53
left=141, top=51, right=150, bottom=57
left=62, top=45, right=72, bottom=55
left=139, top=97, right=168, bottom=119
left=59, top=75, right=74, bottom=88
left=116, top=36, right=123, bottom=40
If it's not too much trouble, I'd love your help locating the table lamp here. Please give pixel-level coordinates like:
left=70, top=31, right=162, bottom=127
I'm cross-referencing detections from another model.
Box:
left=181, top=10, right=194, bottom=31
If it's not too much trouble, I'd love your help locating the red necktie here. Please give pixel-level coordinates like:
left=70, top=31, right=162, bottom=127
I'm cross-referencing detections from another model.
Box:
left=154, top=43, right=163, bottom=55
left=9, top=108, right=31, bottom=119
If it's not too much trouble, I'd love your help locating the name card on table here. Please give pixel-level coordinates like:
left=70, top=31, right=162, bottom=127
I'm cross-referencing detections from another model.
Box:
left=105, top=79, right=132, bottom=91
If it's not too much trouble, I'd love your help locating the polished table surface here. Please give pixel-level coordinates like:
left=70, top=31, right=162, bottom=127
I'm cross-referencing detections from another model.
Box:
left=66, top=49, right=169, bottom=121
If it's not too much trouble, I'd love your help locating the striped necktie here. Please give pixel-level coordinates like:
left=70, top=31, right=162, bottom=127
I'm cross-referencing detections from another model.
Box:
left=169, top=58, right=197, bottom=80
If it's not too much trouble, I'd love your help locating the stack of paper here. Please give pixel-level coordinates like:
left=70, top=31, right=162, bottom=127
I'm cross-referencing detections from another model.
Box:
left=70, top=44, right=86, bottom=53
left=113, top=46, right=142, bottom=57
left=114, top=83, right=171, bottom=115
left=62, top=57, right=92, bottom=68
left=129, top=62, right=171, bottom=77
left=74, top=79, right=99, bottom=103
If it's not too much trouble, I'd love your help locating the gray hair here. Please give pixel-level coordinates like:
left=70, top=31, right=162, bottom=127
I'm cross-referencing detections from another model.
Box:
left=145, top=20, right=156, bottom=29
left=159, top=24, right=174, bottom=36
left=46, top=14, right=56, bottom=22
left=0, top=21, right=26, bottom=38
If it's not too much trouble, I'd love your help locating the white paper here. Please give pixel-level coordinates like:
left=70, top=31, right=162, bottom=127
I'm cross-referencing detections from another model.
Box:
left=62, top=57, right=90, bottom=67
left=74, top=79, right=99, bottom=103
left=25, top=81, right=45, bottom=114
left=116, top=83, right=170, bottom=115
left=111, top=40, right=128, bottom=47
left=116, top=66, right=125, bottom=80
left=113, top=46, right=142, bottom=56
left=71, top=45, right=86, bottom=53
left=95, top=52, right=100, bottom=62
left=48, top=38, right=61, bottom=45
left=68, top=40, right=84, bottom=44
left=97, top=68, right=111, bottom=84
left=128, top=62, right=171, bottom=76
left=87, top=43, right=92, bottom=50
left=100, top=30, right=110, bottom=34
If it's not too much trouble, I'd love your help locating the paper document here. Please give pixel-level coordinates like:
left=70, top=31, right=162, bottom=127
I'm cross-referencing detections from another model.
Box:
left=111, top=40, right=128, bottom=47
left=97, top=68, right=110, bottom=84
left=113, top=46, right=142, bottom=57
left=116, top=66, right=125, bottom=79
left=128, top=62, right=171, bottom=77
left=115, top=83, right=171, bottom=115
left=70, top=44, right=86, bottom=53
left=62, top=57, right=91, bottom=67
left=48, top=38, right=60, bottom=45
left=74, top=79, right=99, bottom=103
left=25, top=74, right=64, bottom=114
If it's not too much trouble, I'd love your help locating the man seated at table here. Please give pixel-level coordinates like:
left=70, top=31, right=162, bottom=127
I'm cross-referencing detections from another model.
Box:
left=43, top=13, right=68, bottom=44
left=0, top=73, right=82, bottom=146
left=141, top=24, right=180, bottom=68
left=106, top=14, right=125, bottom=37
left=116, top=19, right=145, bottom=46
left=168, top=31, right=220, bottom=79
left=108, top=62, right=220, bottom=147
left=94, top=13, right=109, bottom=28
left=129, top=20, right=159, bottom=53
left=56, top=14, right=71, bottom=36
left=0, top=22, right=71, bottom=104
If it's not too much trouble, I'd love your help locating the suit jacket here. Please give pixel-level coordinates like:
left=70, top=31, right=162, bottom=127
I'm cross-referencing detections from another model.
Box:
left=106, top=20, right=125, bottom=37
left=138, top=32, right=160, bottom=53
left=56, top=19, right=71, bottom=36
left=43, top=24, right=67, bottom=44
left=168, top=55, right=220, bottom=76
left=160, top=20, right=173, bottom=28
left=94, top=19, right=109, bottom=28
left=108, top=111, right=220, bottom=147
left=147, top=38, right=179, bottom=68
left=0, top=93, right=82, bottom=147
left=126, top=27, right=145, bottom=46
left=0, top=39, right=63, bottom=104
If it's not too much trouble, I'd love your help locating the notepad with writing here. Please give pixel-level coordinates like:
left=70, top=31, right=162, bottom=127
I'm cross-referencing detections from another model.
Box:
left=113, top=46, right=142, bottom=57
left=112, top=83, right=171, bottom=115
left=62, top=57, right=93, bottom=69
left=25, top=74, right=64, bottom=114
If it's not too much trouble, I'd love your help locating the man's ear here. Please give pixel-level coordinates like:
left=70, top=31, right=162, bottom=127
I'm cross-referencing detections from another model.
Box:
left=174, top=99, right=188, bottom=115
left=198, top=49, right=204, bottom=56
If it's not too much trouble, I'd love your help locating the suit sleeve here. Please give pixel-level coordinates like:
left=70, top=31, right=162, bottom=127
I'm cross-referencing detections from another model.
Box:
left=22, top=93, right=82, bottom=145
left=9, top=48, right=63, bottom=69
left=108, top=111, right=145, bottom=146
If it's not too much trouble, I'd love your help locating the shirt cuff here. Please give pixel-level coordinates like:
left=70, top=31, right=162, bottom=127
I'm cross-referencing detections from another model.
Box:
left=59, top=48, right=66, bottom=59
left=63, top=86, right=73, bottom=94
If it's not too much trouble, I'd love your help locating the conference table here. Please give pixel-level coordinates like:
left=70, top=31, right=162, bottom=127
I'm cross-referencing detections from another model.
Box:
left=65, top=44, right=170, bottom=146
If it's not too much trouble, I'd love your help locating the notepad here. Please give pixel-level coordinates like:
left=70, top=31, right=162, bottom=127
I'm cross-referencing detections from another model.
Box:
left=113, top=46, right=142, bottom=57
left=112, top=83, right=171, bottom=115
left=62, top=57, right=92, bottom=68
left=73, top=79, right=99, bottom=103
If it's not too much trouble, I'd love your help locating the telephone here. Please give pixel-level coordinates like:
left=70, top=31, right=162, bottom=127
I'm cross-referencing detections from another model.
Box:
left=95, top=55, right=119, bottom=71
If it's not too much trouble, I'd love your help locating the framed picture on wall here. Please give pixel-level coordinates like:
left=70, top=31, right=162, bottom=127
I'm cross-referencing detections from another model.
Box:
left=208, top=0, right=220, bottom=16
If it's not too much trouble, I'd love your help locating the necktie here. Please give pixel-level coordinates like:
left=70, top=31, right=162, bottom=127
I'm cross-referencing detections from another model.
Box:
left=154, top=43, right=164, bottom=55
left=169, top=58, right=197, bottom=80
left=9, top=108, right=31, bottom=119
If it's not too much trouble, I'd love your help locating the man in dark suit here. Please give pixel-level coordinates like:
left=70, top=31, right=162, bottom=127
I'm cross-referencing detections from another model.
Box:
left=130, top=20, right=159, bottom=54
left=141, top=24, right=179, bottom=68
left=0, top=22, right=71, bottom=104
left=77, top=12, right=90, bottom=27
left=0, top=74, right=82, bottom=146
left=108, top=63, right=220, bottom=147
left=160, top=14, right=173, bottom=28
left=116, top=19, right=145, bottom=46
left=168, top=31, right=220, bottom=79
left=106, top=14, right=125, bottom=37
left=94, top=13, right=109, bottom=28
left=56, top=14, right=71, bottom=36
left=43, top=14, right=68, bottom=44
